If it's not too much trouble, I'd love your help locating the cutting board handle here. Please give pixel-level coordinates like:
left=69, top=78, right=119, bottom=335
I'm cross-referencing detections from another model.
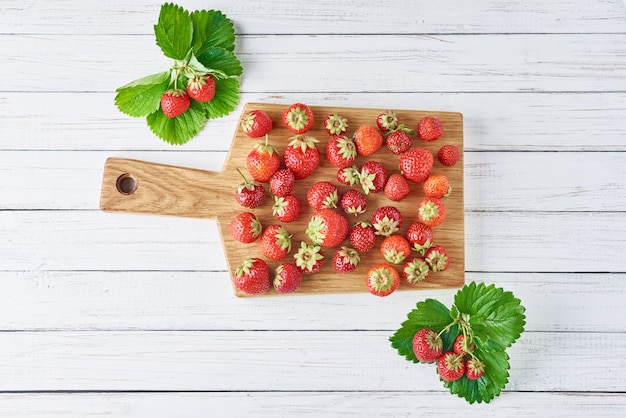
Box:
left=100, top=158, right=231, bottom=219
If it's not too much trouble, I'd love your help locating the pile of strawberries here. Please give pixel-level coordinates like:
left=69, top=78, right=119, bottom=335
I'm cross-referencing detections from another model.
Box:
left=229, top=103, right=460, bottom=296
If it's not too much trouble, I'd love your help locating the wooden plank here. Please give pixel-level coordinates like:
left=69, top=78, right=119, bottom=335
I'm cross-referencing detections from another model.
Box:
left=0, top=330, right=623, bottom=392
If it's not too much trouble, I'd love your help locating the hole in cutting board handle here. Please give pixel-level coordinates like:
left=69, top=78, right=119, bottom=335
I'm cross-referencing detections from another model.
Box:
left=116, top=173, right=137, bottom=195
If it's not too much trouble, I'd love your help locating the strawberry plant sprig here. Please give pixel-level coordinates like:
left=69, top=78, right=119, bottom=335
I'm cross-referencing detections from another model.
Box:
left=115, top=3, right=242, bottom=145
left=390, top=282, right=526, bottom=404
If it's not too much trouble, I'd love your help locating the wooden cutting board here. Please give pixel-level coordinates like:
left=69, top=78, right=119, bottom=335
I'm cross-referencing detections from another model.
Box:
left=100, top=102, right=464, bottom=296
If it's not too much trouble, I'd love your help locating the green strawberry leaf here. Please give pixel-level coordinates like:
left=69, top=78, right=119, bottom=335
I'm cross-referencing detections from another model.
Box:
left=114, top=71, right=170, bottom=117
left=196, top=47, right=243, bottom=78
left=154, top=3, right=193, bottom=60
left=191, top=9, right=236, bottom=53
left=146, top=99, right=207, bottom=145
left=443, top=348, right=510, bottom=404
left=454, top=282, right=526, bottom=352
left=202, top=77, right=240, bottom=119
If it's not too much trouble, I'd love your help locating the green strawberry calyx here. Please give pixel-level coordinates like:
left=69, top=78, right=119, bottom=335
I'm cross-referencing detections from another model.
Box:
left=293, top=242, right=323, bottom=272
left=288, top=135, right=320, bottom=153
left=254, top=135, right=278, bottom=157
left=325, top=114, right=349, bottom=135
left=403, top=258, right=429, bottom=284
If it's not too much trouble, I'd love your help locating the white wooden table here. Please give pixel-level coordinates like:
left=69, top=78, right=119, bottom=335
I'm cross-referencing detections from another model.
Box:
left=1, top=0, right=626, bottom=416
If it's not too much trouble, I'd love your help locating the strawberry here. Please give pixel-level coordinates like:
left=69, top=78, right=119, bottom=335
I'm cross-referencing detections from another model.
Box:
left=235, top=169, right=266, bottom=209
left=376, top=110, right=398, bottom=133
left=160, top=89, right=190, bottom=118
left=380, top=235, right=412, bottom=264
left=418, top=197, right=446, bottom=227
left=273, top=262, right=303, bottom=293
left=324, top=113, right=349, bottom=136
left=412, top=328, right=443, bottom=363
left=399, top=148, right=434, bottom=183
left=386, top=130, right=412, bottom=155
left=402, top=257, right=430, bottom=285
left=326, top=135, right=357, bottom=169
left=283, top=135, right=320, bottom=180
left=349, top=222, right=377, bottom=253
left=246, top=136, right=281, bottom=183
left=337, top=165, right=361, bottom=186
left=306, top=209, right=349, bottom=249
left=229, top=211, right=262, bottom=243
left=423, top=174, right=451, bottom=199
left=453, top=334, right=475, bottom=355
left=425, top=244, right=450, bottom=272
left=437, top=352, right=466, bottom=382
left=417, top=115, right=444, bottom=141
left=272, top=195, right=301, bottom=223
left=269, top=168, right=295, bottom=197
left=339, top=189, right=367, bottom=216
left=332, top=246, right=360, bottom=273
left=282, top=103, right=314, bottom=134
left=466, top=358, right=486, bottom=380
left=438, top=144, right=460, bottom=167
left=186, top=74, right=215, bottom=102
left=353, top=125, right=383, bottom=156
left=293, top=241, right=324, bottom=274
left=233, top=257, right=270, bottom=295
left=307, top=181, right=338, bottom=210
left=384, top=173, right=410, bottom=201
left=366, top=263, right=400, bottom=297
left=371, top=206, right=402, bottom=237
left=405, top=222, right=433, bottom=255
left=259, top=225, right=292, bottom=261
left=360, top=161, right=387, bottom=194
left=241, top=109, right=273, bottom=138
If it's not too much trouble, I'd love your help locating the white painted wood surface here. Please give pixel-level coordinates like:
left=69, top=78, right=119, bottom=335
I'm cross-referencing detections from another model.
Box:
left=1, top=0, right=625, bottom=416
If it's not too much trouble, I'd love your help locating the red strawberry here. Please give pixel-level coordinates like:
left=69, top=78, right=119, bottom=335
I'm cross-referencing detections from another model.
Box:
left=380, top=235, right=412, bottom=264
left=332, top=246, right=360, bottom=273
left=386, top=130, right=412, bottom=155
left=307, top=181, right=338, bottom=210
left=402, top=257, right=430, bottom=285
left=293, top=241, right=324, bottom=274
left=283, top=135, right=320, bottom=180
left=282, top=103, right=314, bottom=134
left=353, top=125, right=383, bottom=156
left=453, top=334, right=476, bottom=355
left=229, top=211, right=262, bottom=243
left=399, top=148, right=434, bottom=183
left=160, top=89, right=190, bottom=118
left=360, top=161, right=387, bottom=194
left=272, top=195, right=301, bottom=223
left=384, top=173, right=410, bottom=201
left=418, top=197, right=446, bottom=227
left=349, top=221, right=377, bottom=253
left=233, top=257, right=270, bottom=295
left=412, top=328, right=443, bottom=363
left=425, top=244, right=450, bottom=272
left=273, top=262, right=303, bottom=294
left=371, top=206, right=402, bottom=237
left=306, top=208, right=349, bottom=248
left=418, top=115, right=444, bottom=141
left=241, top=109, right=273, bottom=138
left=235, top=169, right=266, bottom=209
left=326, top=135, right=357, bottom=169
left=324, top=113, right=349, bottom=136
left=466, top=358, right=486, bottom=380
left=186, top=74, right=215, bottom=102
left=423, top=174, right=451, bottom=199
left=269, top=168, right=295, bottom=197
left=259, top=225, right=292, bottom=261
left=438, top=144, right=460, bottom=167
left=246, top=136, right=281, bottom=183
left=337, top=165, right=361, bottom=186
left=339, top=189, right=367, bottom=216
left=405, top=222, right=433, bottom=255
left=376, top=110, right=398, bottom=133
left=366, top=263, right=400, bottom=297
left=437, top=352, right=466, bottom=382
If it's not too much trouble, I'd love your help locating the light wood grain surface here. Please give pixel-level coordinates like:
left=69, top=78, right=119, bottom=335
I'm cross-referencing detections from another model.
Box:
left=1, top=0, right=625, bottom=416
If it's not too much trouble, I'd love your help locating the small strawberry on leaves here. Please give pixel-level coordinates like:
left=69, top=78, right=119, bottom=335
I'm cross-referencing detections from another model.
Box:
left=389, top=282, right=525, bottom=404
left=115, top=3, right=242, bottom=145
